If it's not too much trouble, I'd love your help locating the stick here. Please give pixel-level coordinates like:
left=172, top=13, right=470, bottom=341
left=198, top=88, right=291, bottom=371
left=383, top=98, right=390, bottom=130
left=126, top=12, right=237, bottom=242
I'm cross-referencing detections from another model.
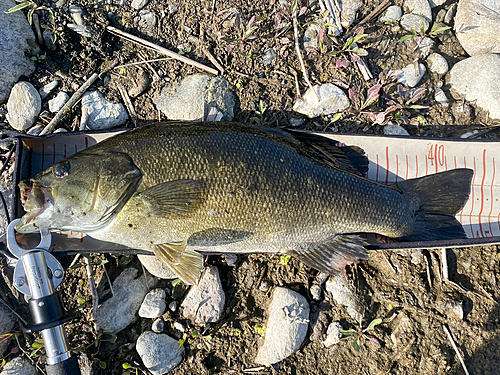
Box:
left=84, top=256, right=98, bottom=319
left=443, top=325, right=470, bottom=375
left=357, top=0, right=391, bottom=26
left=202, top=47, right=224, bottom=74
left=290, top=68, right=301, bottom=98
left=353, top=43, right=373, bottom=81
left=139, top=52, right=162, bottom=82
left=107, top=26, right=218, bottom=75
left=117, top=83, right=137, bottom=127
left=293, top=6, right=320, bottom=101
left=441, top=248, right=449, bottom=280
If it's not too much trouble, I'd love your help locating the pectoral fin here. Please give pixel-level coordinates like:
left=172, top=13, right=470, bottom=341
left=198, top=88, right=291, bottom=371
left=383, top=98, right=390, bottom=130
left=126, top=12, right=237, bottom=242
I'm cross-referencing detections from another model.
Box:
left=153, top=241, right=204, bottom=285
left=138, top=179, right=205, bottom=219
left=289, top=234, right=369, bottom=274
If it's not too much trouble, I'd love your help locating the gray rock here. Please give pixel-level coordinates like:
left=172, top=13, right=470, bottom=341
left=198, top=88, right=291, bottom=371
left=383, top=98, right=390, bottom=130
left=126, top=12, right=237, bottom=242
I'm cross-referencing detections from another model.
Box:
left=0, top=357, right=37, bottom=375
left=309, top=310, right=329, bottom=341
left=417, top=36, right=434, bottom=58
left=323, top=321, right=343, bottom=347
left=173, top=321, right=186, bottom=332
left=139, top=288, right=167, bottom=318
left=384, top=124, right=410, bottom=136
left=95, top=268, right=157, bottom=332
left=154, top=74, right=235, bottom=121
left=67, top=24, right=94, bottom=38
left=310, top=284, right=322, bottom=301
left=26, top=124, right=44, bottom=136
left=444, top=4, right=457, bottom=24
left=42, top=29, right=57, bottom=51
left=137, top=10, right=157, bottom=32
left=303, top=23, right=320, bottom=50
left=131, top=0, right=149, bottom=10
left=39, top=80, right=59, bottom=99
left=49, top=91, right=69, bottom=113
left=434, top=88, right=449, bottom=106
left=293, top=84, right=349, bottom=118
left=168, top=301, right=177, bottom=312
left=340, top=0, right=363, bottom=28
left=325, top=274, right=360, bottom=320
left=404, top=0, right=432, bottom=22
left=455, top=0, right=500, bottom=56
left=438, top=299, right=464, bottom=320
left=152, top=318, right=165, bottom=333
left=427, top=53, right=449, bottom=75
left=136, top=332, right=183, bottom=375
left=255, top=287, right=310, bottom=366
left=181, top=266, right=225, bottom=325
left=81, top=90, right=128, bottom=130
left=0, top=0, right=39, bottom=103
left=448, top=54, right=500, bottom=120
left=261, top=48, right=277, bottom=65
left=289, top=117, right=305, bottom=127
left=168, top=5, right=178, bottom=14
left=224, top=254, right=238, bottom=266
left=410, top=249, right=422, bottom=264
left=69, top=5, right=85, bottom=25
left=391, top=63, right=426, bottom=88
left=0, top=304, right=15, bottom=355
left=380, top=6, right=402, bottom=23
left=6, top=82, right=41, bottom=131
left=53, top=128, right=68, bottom=133
left=400, top=14, right=429, bottom=32
left=138, top=255, right=177, bottom=279
left=428, top=0, right=446, bottom=7
left=78, top=353, right=93, bottom=375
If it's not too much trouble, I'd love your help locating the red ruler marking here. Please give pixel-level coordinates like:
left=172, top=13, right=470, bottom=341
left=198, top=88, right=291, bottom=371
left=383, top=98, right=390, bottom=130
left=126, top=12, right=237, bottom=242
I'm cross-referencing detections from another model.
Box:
left=478, top=150, right=487, bottom=237
left=470, top=157, right=476, bottom=238
left=425, top=155, right=428, bottom=176
left=489, top=157, right=496, bottom=233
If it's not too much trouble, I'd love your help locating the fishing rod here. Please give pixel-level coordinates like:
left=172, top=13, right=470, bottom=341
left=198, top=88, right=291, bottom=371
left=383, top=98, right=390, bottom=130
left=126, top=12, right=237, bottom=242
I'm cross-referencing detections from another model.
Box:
left=6, top=219, right=81, bottom=375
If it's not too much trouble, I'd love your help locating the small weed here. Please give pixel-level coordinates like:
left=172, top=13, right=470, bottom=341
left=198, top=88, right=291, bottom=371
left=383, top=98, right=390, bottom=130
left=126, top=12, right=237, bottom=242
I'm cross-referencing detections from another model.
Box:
left=254, top=325, right=266, bottom=337
left=30, top=53, right=46, bottom=63
left=340, top=317, right=383, bottom=351
left=253, top=100, right=266, bottom=124
left=399, top=22, right=451, bottom=48
left=330, top=29, right=368, bottom=68
left=178, top=329, right=213, bottom=351
left=123, top=362, right=147, bottom=375
left=280, top=255, right=291, bottom=265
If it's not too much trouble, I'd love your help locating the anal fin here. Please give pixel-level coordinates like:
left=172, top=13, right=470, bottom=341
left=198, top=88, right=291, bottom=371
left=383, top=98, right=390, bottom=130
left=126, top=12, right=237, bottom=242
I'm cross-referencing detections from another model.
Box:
left=153, top=242, right=204, bottom=285
left=289, top=234, right=368, bottom=274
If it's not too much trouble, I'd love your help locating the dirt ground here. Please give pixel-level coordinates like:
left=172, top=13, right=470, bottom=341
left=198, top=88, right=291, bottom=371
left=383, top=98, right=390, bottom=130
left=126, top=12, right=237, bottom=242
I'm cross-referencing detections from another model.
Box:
left=1, top=0, right=500, bottom=374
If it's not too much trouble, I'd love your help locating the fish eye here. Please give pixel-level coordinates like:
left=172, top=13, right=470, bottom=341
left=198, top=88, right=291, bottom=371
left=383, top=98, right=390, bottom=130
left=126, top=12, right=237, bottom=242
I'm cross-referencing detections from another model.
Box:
left=53, top=163, right=70, bottom=178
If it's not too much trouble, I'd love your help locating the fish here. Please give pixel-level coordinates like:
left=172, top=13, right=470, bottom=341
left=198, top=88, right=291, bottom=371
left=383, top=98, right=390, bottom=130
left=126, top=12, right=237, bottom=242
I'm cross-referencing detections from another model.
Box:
left=15, top=122, right=473, bottom=284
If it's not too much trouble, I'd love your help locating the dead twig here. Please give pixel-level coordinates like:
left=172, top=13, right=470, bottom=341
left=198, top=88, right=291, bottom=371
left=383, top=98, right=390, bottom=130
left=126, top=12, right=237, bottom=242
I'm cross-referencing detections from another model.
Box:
left=357, top=0, right=391, bottom=26
left=107, top=26, right=218, bottom=75
left=202, top=47, right=224, bottom=75
left=290, top=68, right=301, bottom=98
left=138, top=52, right=162, bottom=82
left=117, top=83, right=137, bottom=127
left=443, top=325, right=470, bottom=375
left=84, top=256, right=98, bottom=320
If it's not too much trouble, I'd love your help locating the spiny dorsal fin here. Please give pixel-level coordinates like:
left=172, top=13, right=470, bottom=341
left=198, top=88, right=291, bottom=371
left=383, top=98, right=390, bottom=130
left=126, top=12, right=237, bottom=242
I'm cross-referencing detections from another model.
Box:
left=289, top=234, right=368, bottom=274
left=153, top=242, right=204, bottom=285
left=138, top=179, right=205, bottom=219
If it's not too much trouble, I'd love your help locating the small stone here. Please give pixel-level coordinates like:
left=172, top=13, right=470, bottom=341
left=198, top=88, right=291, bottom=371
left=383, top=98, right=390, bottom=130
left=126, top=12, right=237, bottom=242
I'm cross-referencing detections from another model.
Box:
left=49, top=91, right=69, bottom=113
left=42, top=29, right=57, bottom=51
left=224, top=254, right=238, bottom=266
left=0, top=357, right=37, bottom=375
left=384, top=124, right=410, bottom=136
left=39, top=80, right=59, bottom=99
left=340, top=0, right=363, bottom=28
left=168, top=301, right=177, bottom=312
left=81, top=90, right=128, bottom=130
left=131, top=0, right=149, bottom=10
left=293, top=84, right=350, bottom=118
left=261, top=48, right=277, bottom=65
left=6, top=82, right=41, bottom=131
left=255, top=287, right=310, bottom=366
left=428, top=0, right=446, bottom=7
left=181, top=266, right=225, bottom=325
left=444, top=4, right=457, bottom=24
left=69, top=5, right=85, bottom=25
left=139, top=288, right=167, bottom=318
left=67, top=24, right=94, bottom=38
left=416, top=37, right=433, bottom=59
left=323, top=322, right=343, bottom=347
left=310, top=284, right=322, bottom=301
left=289, top=117, right=304, bottom=127
left=138, top=255, right=178, bottom=279
left=259, top=280, right=271, bottom=292
left=410, top=249, right=423, bottom=265
left=152, top=318, right=165, bottom=333
left=303, top=23, right=320, bottom=50
left=435, top=9, right=446, bottom=23
left=53, top=128, right=68, bottom=133
left=427, top=53, right=449, bottom=75
left=404, top=0, right=432, bottom=22
left=129, top=69, right=150, bottom=97
left=136, top=332, right=183, bottom=375
left=325, top=274, right=360, bottom=320
left=438, top=299, right=464, bottom=320
left=390, top=312, right=412, bottom=347
left=309, top=309, right=329, bottom=341
left=173, top=322, right=186, bottom=332
left=168, top=4, right=178, bottom=14
left=26, top=124, right=44, bottom=136
left=434, top=88, right=449, bottom=106
left=391, top=63, right=425, bottom=88
left=138, top=10, right=157, bottom=32
left=400, top=14, right=429, bottom=33
left=380, top=6, right=402, bottom=23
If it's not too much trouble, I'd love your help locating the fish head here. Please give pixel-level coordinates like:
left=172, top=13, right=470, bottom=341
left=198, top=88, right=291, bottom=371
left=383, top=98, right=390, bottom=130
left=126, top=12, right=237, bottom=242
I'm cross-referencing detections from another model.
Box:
left=16, top=152, right=141, bottom=233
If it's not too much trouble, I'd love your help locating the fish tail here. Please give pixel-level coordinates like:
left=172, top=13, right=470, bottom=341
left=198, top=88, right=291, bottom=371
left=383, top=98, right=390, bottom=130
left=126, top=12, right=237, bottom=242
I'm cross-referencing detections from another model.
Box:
left=397, top=168, right=474, bottom=241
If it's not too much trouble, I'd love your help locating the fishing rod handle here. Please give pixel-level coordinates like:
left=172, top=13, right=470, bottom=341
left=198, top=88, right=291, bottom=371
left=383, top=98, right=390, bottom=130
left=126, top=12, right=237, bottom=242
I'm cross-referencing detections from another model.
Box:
left=45, top=354, right=81, bottom=375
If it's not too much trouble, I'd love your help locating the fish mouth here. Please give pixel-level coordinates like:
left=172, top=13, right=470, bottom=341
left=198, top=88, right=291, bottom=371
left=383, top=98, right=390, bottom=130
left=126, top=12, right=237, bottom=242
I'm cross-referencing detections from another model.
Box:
left=16, top=181, right=54, bottom=232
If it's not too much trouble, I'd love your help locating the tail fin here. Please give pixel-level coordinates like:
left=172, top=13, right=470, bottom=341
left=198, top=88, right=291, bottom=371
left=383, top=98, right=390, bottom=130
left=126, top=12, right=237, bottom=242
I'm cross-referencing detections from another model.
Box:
left=397, top=168, right=473, bottom=241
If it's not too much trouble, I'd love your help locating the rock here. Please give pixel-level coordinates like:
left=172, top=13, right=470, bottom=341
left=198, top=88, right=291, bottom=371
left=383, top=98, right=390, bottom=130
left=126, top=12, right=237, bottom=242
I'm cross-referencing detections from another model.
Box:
left=136, top=332, right=183, bottom=375
left=0, top=357, right=37, bottom=375
left=49, top=91, right=69, bottom=113
left=0, top=0, right=39, bottom=103
left=444, top=4, right=457, bottom=24
left=416, top=37, right=434, bottom=58
left=261, top=48, right=277, bottom=65
left=380, top=6, right=402, bottom=23
left=427, top=53, right=449, bottom=75
left=259, top=280, right=271, bottom=292
left=78, top=353, right=93, bottom=375
left=448, top=54, right=500, bottom=120
left=309, top=309, right=329, bottom=341
left=131, top=0, right=149, bottom=10
left=390, top=312, right=412, bottom=347
left=255, top=287, right=310, bottom=365
left=404, top=0, right=432, bottom=22
left=289, top=117, right=305, bottom=127
left=410, top=249, right=422, bottom=264
left=181, top=266, right=225, bottom=325
left=438, top=299, right=464, bottom=320
left=434, top=88, right=449, bottom=106
left=400, top=14, right=429, bottom=33
left=224, top=254, right=238, bottom=266
left=168, top=5, right=178, bottom=14
left=42, top=29, right=57, bottom=51
left=428, top=0, right=446, bottom=7
left=303, top=23, right=320, bottom=50
left=325, top=274, right=361, bottom=320
left=129, top=69, right=150, bottom=97
left=67, top=24, right=94, bottom=38
left=0, top=304, right=15, bottom=355
left=27, top=124, right=44, bottom=136
left=152, top=318, right=165, bottom=333
left=384, top=124, right=410, bottom=136
left=137, top=10, right=157, bottom=32
left=293, top=84, right=349, bottom=118
left=138, top=255, right=177, bottom=279
left=69, top=5, right=85, bottom=25
left=139, top=288, right=167, bottom=318
left=168, top=301, right=177, bottom=312
left=391, top=63, right=425, bottom=88
left=154, top=74, right=235, bottom=121
left=340, top=0, right=363, bottom=27
left=310, top=284, right=322, bottom=301
left=81, top=90, right=128, bottom=130
left=323, top=322, right=343, bottom=347
left=39, top=80, right=59, bottom=99
left=95, top=268, right=157, bottom=332
left=455, top=0, right=500, bottom=56
left=6, top=82, right=41, bottom=131
left=173, top=322, right=186, bottom=332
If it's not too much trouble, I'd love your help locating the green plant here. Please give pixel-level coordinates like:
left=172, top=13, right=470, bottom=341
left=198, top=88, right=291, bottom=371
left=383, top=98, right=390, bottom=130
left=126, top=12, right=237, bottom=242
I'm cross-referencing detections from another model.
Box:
left=280, top=255, right=291, bottom=265
left=330, top=31, right=368, bottom=68
left=123, top=362, right=147, bottom=375
left=340, top=317, right=382, bottom=351
left=253, top=100, right=266, bottom=124
left=178, top=329, right=213, bottom=351
left=399, top=22, right=451, bottom=46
